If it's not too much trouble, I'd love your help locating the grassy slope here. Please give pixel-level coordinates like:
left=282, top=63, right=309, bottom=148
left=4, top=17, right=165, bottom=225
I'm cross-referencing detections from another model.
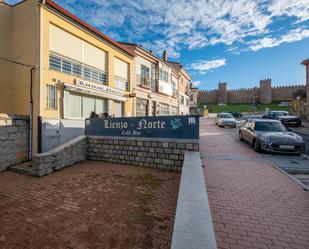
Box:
left=199, top=103, right=289, bottom=113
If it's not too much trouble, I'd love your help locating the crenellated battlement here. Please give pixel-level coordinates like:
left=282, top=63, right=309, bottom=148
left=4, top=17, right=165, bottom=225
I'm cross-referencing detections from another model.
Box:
left=272, top=84, right=305, bottom=89
left=197, top=79, right=306, bottom=104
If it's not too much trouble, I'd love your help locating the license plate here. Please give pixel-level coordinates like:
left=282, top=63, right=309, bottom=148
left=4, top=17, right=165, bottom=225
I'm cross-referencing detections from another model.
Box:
left=279, top=145, right=294, bottom=149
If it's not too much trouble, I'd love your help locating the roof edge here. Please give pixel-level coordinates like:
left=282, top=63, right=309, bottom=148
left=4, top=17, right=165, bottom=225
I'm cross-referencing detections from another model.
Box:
left=44, top=0, right=134, bottom=57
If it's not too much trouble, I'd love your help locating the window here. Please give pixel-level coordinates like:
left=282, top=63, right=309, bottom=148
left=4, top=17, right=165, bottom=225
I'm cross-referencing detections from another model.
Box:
left=95, top=98, right=108, bottom=114
left=158, top=103, right=170, bottom=115
left=62, top=60, right=72, bottom=74
left=66, top=92, right=109, bottom=119
left=49, top=54, right=108, bottom=85
left=136, top=98, right=148, bottom=117
left=140, top=65, right=150, bottom=87
left=68, top=94, right=82, bottom=118
left=171, top=106, right=178, bottom=115
left=82, top=96, right=95, bottom=118
left=72, top=63, right=81, bottom=77
left=46, top=85, right=57, bottom=110
left=186, top=98, right=189, bottom=106
left=49, top=55, right=61, bottom=71
left=83, top=67, right=91, bottom=81
left=181, top=95, right=184, bottom=105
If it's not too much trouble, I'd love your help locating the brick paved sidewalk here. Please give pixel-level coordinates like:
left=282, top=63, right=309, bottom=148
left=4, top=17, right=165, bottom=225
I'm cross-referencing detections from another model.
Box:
left=0, top=161, right=180, bottom=249
left=200, top=118, right=309, bottom=249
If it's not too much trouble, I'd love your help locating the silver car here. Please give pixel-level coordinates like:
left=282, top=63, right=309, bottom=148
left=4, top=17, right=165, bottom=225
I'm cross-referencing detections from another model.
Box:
left=215, top=113, right=237, bottom=128
left=239, top=119, right=305, bottom=155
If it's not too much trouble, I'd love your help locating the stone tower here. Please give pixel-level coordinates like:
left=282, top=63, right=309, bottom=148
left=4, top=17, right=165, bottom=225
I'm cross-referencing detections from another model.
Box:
left=218, top=82, right=228, bottom=104
left=259, top=79, right=272, bottom=104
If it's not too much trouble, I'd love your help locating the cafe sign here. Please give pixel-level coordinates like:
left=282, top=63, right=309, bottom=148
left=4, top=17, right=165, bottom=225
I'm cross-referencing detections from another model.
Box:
left=64, top=79, right=128, bottom=101
left=85, top=115, right=199, bottom=139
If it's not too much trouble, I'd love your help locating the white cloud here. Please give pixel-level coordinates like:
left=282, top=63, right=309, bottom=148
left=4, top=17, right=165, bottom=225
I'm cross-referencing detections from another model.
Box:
left=249, top=28, right=309, bottom=51
left=188, top=59, right=226, bottom=74
left=55, top=0, right=309, bottom=58
left=192, top=80, right=202, bottom=87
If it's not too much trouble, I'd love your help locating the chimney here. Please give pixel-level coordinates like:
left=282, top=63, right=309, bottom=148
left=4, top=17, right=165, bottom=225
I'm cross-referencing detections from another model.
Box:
left=162, top=50, right=167, bottom=61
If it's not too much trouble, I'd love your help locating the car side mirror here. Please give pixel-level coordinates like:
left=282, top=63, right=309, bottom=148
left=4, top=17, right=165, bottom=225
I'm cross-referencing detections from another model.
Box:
left=287, top=127, right=293, bottom=131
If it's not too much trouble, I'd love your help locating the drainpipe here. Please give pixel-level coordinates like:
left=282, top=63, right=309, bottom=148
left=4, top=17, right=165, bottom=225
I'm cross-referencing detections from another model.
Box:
left=28, top=67, right=35, bottom=160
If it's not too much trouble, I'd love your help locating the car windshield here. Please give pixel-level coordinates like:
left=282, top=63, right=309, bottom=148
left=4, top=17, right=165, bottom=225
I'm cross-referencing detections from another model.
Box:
left=220, top=113, right=233, bottom=118
left=255, top=122, right=286, bottom=132
left=273, top=112, right=287, bottom=117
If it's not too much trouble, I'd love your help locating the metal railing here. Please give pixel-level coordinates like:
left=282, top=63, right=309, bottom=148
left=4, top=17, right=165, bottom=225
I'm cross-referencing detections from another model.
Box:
left=49, top=53, right=108, bottom=85
left=136, top=74, right=151, bottom=88
left=114, top=75, right=130, bottom=91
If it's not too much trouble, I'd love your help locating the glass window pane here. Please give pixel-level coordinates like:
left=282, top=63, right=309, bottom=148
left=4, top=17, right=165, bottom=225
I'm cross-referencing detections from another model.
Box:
left=68, top=94, right=81, bottom=118
left=114, top=101, right=123, bottom=117
left=82, top=96, right=95, bottom=118
left=92, top=70, right=99, bottom=82
left=73, top=63, right=81, bottom=77
left=84, top=67, right=91, bottom=80
left=49, top=55, right=61, bottom=71
left=62, top=60, right=72, bottom=74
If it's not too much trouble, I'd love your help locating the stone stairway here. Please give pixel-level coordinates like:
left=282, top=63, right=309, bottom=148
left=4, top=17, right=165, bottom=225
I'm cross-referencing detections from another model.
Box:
left=9, top=161, right=36, bottom=176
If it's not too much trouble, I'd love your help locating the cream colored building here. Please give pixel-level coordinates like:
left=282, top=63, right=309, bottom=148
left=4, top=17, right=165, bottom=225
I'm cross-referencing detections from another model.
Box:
left=120, top=43, right=191, bottom=116
left=0, top=0, right=134, bottom=153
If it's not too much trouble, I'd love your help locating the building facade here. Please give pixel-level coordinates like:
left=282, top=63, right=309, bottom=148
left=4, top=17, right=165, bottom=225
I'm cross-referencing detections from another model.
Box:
left=120, top=43, right=191, bottom=117
left=0, top=0, right=134, bottom=153
left=0, top=0, right=192, bottom=154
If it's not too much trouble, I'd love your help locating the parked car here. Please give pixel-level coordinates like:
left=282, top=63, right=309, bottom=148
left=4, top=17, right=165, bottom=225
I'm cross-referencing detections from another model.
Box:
left=262, top=111, right=302, bottom=127
left=226, top=111, right=242, bottom=118
left=239, top=119, right=305, bottom=155
left=215, top=113, right=237, bottom=128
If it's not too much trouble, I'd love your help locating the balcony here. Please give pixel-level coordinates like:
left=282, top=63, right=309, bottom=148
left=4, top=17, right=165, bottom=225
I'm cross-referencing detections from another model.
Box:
left=136, top=74, right=151, bottom=89
left=114, top=75, right=130, bottom=91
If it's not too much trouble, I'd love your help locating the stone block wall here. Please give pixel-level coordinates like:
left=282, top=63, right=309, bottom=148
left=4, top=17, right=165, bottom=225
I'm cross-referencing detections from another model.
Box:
left=198, top=90, right=218, bottom=104
left=198, top=80, right=306, bottom=105
left=87, top=136, right=199, bottom=170
left=227, top=88, right=257, bottom=104
left=272, top=85, right=306, bottom=102
left=32, top=135, right=87, bottom=177
left=0, top=114, right=29, bottom=172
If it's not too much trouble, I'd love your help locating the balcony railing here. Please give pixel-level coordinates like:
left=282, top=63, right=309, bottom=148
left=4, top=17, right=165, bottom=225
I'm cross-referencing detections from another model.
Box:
left=49, top=53, right=108, bottom=85
left=114, top=75, right=130, bottom=91
left=136, top=74, right=151, bottom=89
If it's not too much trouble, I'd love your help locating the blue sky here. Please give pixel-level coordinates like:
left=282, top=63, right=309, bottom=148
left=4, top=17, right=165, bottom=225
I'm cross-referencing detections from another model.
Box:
left=7, top=0, right=309, bottom=90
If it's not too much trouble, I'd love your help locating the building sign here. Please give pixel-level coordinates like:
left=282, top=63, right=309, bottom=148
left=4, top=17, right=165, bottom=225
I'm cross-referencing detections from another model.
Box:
left=85, top=115, right=199, bottom=139
left=74, top=79, right=124, bottom=96
left=64, top=79, right=128, bottom=101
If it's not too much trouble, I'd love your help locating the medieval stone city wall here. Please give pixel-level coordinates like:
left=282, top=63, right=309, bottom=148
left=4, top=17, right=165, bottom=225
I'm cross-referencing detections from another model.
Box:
left=198, top=89, right=218, bottom=104
left=197, top=79, right=305, bottom=104
left=227, top=88, right=256, bottom=104
left=272, top=85, right=306, bottom=102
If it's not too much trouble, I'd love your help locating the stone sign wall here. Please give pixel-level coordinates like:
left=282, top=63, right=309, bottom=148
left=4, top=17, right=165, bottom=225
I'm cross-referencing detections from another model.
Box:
left=87, top=136, right=199, bottom=170
left=0, top=114, right=29, bottom=172
left=85, top=115, right=200, bottom=140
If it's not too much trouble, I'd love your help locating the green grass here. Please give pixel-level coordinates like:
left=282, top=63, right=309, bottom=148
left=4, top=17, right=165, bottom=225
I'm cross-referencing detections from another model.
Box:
left=199, top=103, right=289, bottom=113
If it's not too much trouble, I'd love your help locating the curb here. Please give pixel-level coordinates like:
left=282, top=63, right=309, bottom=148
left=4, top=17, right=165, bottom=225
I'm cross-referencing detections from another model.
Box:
left=262, top=157, right=309, bottom=191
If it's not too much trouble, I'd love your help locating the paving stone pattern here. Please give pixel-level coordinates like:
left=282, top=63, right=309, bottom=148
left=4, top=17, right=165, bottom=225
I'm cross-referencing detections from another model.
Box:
left=0, top=161, right=180, bottom=249
left=87, top=136, right=199, bottom=170
left=0, top=115, right=28, bottom=172
left=200, top=118, right=309, bottom=249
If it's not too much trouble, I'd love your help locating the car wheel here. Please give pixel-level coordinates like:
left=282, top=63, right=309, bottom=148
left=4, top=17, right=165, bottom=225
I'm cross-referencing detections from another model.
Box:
left=253, top=139, right=261, bottom=152
left=239, top=131, right=243, bottom=141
